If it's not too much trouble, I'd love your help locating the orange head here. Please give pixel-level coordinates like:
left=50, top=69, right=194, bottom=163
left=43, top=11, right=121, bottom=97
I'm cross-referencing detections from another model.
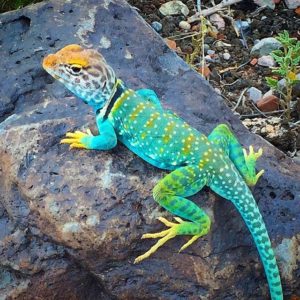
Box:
left=43, top=44, right=116, bottom=109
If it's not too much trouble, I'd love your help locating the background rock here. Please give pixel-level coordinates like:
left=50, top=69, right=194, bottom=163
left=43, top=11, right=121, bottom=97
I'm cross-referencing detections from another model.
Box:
left=250, top=37, right=282, bottom=56
left=0, top=0, right=299, bottom=299
left=159, top=0, right=189, bottom=16
left=284, top=0, right=300, bottom=9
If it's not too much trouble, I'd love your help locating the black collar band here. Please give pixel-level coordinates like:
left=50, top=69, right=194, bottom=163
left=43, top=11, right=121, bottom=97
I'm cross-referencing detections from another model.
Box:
left=96, top=81, right=125, bottom=119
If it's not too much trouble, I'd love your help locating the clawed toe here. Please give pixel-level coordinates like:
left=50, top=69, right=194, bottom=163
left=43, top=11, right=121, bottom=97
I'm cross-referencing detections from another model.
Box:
left=60, top=129, right=92, bottom=149
left=134, top=217, right=182, bottom=264
left=134, top=216, right=205, bottom=264
left=243, top=145, right=263, bottom=161
left=179, top=234, right=201, bottom=252
left=243, top=145, right=264, bottom=186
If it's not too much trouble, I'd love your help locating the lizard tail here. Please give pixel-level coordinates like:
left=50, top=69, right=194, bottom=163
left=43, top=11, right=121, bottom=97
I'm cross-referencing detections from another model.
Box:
left=209, top=171, right=283, bottom=300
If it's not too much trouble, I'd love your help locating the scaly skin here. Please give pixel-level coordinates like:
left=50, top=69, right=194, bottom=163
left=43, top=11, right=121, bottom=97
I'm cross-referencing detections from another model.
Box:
left=43, top=44, right=283, bottom=299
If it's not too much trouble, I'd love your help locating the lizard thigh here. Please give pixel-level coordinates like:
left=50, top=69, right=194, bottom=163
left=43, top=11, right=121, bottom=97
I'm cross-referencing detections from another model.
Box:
left=208, top=124, right=263, bottom=186
left=153, top=165, right=211, bottom=234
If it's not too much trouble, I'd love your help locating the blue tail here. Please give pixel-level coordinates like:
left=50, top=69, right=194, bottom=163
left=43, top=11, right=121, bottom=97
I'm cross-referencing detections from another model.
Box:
left=209, top=167, right=283, bottom=300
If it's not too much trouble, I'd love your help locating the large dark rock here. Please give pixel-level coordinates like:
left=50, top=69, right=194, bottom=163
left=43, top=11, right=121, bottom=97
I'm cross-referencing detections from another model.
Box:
left=0, top=0, right=299, bottom=299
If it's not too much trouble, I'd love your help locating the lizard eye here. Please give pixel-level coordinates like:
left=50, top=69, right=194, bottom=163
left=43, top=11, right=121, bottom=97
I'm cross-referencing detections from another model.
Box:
left=67, top=64, right=82, bottom=75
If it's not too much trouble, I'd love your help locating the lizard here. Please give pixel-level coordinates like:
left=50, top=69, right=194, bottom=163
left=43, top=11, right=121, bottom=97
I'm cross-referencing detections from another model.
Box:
left=42, top=44, right=283, bottom=300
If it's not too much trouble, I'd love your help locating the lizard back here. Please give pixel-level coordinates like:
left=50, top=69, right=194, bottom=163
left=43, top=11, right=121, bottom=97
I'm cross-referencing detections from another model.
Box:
left=109, top=89, right=211, bottom=170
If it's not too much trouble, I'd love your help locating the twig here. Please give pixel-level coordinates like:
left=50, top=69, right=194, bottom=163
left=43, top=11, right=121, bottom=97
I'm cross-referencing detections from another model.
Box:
left=249, top=5, right=267, bottom=17
left=221, top=79, right=239, bottom=86
left=236, top=59, right=251, bottom=71
left=197, top=0, right=201, bottom=13
left=235, top=19, right=248, bottom=48
left=249, top=101, right=269, bottom=118
left=219, top=65, right=238, bottom=74
left=232, top=88, right=247, bottom=111
left=240, top=110, right=285, bottom=119
left=170, top=32, right=201, bottom=41
left=219, top=60, right=250, bottom=74
left=289, top=120, right=300, bottom=128
left=188, top=0, right=244, bottom=22
left=167, top=31, right=198, bottom=39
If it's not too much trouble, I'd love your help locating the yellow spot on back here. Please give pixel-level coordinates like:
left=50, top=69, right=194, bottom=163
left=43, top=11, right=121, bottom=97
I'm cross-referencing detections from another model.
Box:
left=145, top=112, right=160, bottom=128
left=162, top=121, right=176, bottom=144
left=182, top=134, right=196, bottom=155
left=130, top=103, right=145, bottom=121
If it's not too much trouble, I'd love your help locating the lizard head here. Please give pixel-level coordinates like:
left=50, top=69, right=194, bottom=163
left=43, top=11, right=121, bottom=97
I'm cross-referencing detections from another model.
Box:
left=43, top=44, right=116, bottom=110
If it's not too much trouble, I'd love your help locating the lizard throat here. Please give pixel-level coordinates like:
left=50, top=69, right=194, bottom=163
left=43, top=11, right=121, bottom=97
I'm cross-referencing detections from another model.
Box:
left=96, top=79, right=126, bottom=120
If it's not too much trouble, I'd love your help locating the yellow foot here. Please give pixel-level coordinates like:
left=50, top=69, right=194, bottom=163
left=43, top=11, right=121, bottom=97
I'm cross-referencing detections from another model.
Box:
left=60, top=129, right=92, bottom=149
left=243, top=145, right=265, bottom=186
left=134, top=217, right=201, bottom=264
left=243, top=145, right=263, bottom=162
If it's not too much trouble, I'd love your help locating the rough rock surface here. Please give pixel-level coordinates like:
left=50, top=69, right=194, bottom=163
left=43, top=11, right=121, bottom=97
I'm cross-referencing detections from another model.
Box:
left=0, top=0, right=299, bottom=299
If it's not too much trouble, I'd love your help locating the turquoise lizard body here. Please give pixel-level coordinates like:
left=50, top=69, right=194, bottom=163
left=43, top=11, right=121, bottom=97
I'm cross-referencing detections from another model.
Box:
left=43, top=44, right=283, bottom=299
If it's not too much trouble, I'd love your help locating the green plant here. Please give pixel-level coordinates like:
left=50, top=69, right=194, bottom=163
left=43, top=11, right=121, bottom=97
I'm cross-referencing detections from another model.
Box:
left=266, top=30, right=300, bottom=123
left=0, top=0, right=42, bottom=13
left=185, top=16, right=214, bottom=78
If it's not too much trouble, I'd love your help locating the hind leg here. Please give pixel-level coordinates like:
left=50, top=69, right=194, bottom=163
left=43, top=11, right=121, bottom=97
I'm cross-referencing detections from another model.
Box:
left=208, top=124, right=264, bottom=186
left=134, top=165, right=211, bottom=263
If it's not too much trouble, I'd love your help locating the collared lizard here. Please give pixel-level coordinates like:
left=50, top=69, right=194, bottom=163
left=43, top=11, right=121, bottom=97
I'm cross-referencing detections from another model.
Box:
left=42, top=44, right=283, bottom=300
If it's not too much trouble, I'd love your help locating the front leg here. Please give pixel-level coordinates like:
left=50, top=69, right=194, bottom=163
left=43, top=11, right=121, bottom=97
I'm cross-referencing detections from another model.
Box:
left=61, top=119, right=117, bottom=150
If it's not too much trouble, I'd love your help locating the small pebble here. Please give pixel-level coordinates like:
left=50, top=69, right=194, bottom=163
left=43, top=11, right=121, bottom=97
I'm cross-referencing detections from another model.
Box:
left=223, top=53, right=231, bottom=60
left=284, top=0, right=300, bottom=9
left=151, top=21, right=162, bottom=32
left=179, top=21, right=191, bottom=30
left=204, top=36, right=214, bottom=44
left=247, top=87, right=262, bottom=103
left=209, top=13, right=225, bottom=30
left=207, top=49, right=215, bottom=55
left=251, top=37, right=282, bottom=56
left=159, top=1, right=189, bottom=16
left=214, top=88, right=222, bottom=95
left=215, top=41, right=231, bottom=47
left=257, top=55, right=276, bottom=67
left=263, top=90, right=273, bottom=98
left=204, top=44, right=210, bottom=53
left=257, top=95, right=279, bottom=112
left=205, top=55, right=214, bottom=62
left=250, top=58, right=258, bottom=65
left=235, top=20, right=250, bottom=31
left=191, top=24, right=200, bottom=31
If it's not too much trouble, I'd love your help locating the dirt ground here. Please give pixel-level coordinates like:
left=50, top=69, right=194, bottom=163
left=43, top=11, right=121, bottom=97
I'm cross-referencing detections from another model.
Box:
left=128, top=0, right=300, bottom=158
